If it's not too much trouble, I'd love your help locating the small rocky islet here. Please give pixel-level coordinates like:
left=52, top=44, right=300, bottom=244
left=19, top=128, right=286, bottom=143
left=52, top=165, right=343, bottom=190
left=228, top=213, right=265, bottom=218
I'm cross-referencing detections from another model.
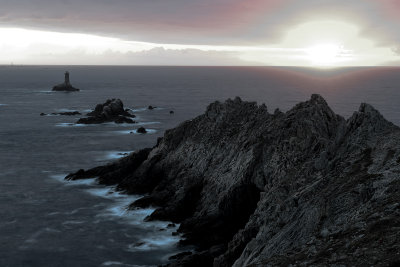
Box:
left=76, top=98, right=136, bottom=124
left=66, top=94, right=400, bottom=267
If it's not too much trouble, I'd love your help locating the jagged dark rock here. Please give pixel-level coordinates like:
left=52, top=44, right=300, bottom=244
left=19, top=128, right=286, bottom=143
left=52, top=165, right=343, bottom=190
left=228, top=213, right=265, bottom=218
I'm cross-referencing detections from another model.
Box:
left=52, top=111, right=81, bottom=116
left=66, top=95, right=400, bottom=267
left=52, top=71, right=80, bottom=92
left=52, top=84, right=79, bottom=92
left=76, top=99, right=136, bottom=124
left=137, top=127, right=147, bottom=134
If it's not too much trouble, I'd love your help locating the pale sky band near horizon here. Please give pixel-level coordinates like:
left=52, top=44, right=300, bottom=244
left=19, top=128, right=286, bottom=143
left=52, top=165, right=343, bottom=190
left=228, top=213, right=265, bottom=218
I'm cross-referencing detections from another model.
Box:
left=1, top=0, right=400, bottom=67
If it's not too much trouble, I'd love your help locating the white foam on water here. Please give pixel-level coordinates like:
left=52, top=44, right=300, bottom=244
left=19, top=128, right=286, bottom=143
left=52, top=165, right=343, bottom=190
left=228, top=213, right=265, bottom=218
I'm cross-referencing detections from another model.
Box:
left=85, top=187, right=144, bottom=217
left=47, top=212, right=61, bottom=216
left=24, top=227, right=61, bottom=245
left=126, top=234, right=180, bottom=252
left=99, top=151, right=134, bottom=161
left=55, top=122, right=90, bottom=127
left=123, top=208, right=156, bottom=224
left=67, top=207, right=90, bottom=215
left=56, top=108, right=80, bottom=112
left=116, top=129, right=157, bottom=135
left=85, top=187, right=116, bottom=199
left=1, top=219, right=17, bottom=226
left=50, top=174, right=97, bottom=186
left=142, top=235, right=181, bottom=248
left=51, top=176, right=182, bottom=254
left=102, top=262, right=123, bottom=266
left=135, top=122, right=161, bottom=126
left=129, top=107, right=147, bottom=112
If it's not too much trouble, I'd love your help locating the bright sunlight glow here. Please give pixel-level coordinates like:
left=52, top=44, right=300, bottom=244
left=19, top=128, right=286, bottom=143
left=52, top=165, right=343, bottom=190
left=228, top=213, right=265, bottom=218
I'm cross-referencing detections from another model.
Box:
left=306, top=44, right=345, bottom=66
left=0, top=21, right=398, bottom=66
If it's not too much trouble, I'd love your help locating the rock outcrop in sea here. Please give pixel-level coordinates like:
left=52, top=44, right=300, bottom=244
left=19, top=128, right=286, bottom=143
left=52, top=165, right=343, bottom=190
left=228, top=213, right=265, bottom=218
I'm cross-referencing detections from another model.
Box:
left=76, top=99, right=136, bottom=124
left=52, top=71, right=80, bottom=92
left=66, top=95, right=400, bottom=266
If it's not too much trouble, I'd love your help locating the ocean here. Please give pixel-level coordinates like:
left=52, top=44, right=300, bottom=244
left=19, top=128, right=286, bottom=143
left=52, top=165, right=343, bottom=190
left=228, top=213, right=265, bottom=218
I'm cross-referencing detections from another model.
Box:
left=0, top=66, right=399, bottom=267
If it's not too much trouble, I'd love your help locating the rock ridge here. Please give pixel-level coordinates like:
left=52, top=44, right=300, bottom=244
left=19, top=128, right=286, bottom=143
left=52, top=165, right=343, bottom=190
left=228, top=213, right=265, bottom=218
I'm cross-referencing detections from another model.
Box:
left=66, top=94, right=400, bottom=266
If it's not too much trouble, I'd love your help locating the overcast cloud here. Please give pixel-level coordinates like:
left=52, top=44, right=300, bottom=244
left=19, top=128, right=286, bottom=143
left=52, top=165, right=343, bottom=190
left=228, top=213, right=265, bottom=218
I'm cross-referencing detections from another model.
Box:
left=1, top=0, right=399, bottom=65
left=0, top=0, right=399, bottom=46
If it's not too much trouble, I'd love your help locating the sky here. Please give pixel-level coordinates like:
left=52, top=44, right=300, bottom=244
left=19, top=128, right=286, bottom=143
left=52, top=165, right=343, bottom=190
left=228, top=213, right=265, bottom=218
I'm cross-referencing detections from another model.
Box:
left=1, top=0, right=400, bottom=66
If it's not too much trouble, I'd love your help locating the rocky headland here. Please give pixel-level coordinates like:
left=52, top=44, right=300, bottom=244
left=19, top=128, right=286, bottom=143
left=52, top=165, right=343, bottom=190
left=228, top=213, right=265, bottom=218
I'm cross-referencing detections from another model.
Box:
left=66, top=95, right=400, bottom=266
left=76, top=99, right=136, bottom=124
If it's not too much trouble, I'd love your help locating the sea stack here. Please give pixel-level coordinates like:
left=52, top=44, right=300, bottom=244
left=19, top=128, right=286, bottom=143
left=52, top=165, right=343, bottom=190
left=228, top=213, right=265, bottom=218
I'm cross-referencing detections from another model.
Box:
left=52, top=71, right=80, bottom=92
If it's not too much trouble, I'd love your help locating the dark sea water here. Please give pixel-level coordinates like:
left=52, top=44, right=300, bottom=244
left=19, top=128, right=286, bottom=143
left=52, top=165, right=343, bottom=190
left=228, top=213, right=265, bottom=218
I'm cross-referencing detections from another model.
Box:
left=0, top=66, right=399, bottom=267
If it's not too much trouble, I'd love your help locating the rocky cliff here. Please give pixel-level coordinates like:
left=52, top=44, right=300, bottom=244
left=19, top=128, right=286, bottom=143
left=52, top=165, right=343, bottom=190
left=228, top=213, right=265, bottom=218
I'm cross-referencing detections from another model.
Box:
left=66, top=95, right=400, bottom=266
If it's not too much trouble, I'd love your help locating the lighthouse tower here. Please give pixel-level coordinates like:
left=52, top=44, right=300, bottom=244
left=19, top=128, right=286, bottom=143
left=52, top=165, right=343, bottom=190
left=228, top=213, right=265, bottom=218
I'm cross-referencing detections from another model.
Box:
left=52, top=71, right=79, bottom=91
left=65, top=71, right=71, bottom=86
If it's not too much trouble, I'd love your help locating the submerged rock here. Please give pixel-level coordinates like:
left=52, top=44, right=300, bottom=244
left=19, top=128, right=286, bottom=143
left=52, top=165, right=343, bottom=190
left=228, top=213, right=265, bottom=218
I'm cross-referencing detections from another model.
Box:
left=52, top=71, right=80, bottom=92
left=66, top=95, right=400, bottom=266
left=76, top=99, right=136, bottom=124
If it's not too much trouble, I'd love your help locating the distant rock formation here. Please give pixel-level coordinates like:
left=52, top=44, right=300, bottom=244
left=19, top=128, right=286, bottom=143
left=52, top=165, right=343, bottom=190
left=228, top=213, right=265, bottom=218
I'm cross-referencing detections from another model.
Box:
left=76, top=99, right=136, bottom=124
left=66, top=95, right=400, bottom=266
left=52, top=71, right=80, bottom=92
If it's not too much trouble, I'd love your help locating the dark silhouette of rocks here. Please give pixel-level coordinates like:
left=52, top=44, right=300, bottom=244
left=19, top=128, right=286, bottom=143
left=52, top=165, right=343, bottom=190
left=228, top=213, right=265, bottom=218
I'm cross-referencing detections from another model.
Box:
left=137, top=127, right=147, bottom=134
left=76, top=99, right=136, bottom=124
left=170, top=110, right=174, bottom=114
left=148, top=105, right=155, bottom=110
left=66, top=95, right=400, bottom=266
left=56, top=111, right=81, bottom=116
left=52, top=71, right=80, bottom=92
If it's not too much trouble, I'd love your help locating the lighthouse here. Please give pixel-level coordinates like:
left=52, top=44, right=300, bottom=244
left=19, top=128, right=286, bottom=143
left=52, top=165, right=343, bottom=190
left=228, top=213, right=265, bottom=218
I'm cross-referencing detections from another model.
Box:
left=52, top=71, right=80, bottom=91
left=65, top=71, right=71, bottom=86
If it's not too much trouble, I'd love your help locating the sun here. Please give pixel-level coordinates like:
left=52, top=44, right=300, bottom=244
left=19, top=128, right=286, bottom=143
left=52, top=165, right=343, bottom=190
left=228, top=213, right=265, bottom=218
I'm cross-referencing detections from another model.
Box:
left=305, top=43, right=343, bottom=66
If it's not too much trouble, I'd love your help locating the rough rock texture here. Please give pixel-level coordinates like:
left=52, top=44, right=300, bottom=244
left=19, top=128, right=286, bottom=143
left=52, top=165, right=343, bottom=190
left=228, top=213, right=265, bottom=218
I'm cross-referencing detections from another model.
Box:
left=66, top=95, right=400, bottom=266
left=76, top=99, right=136, bottom=124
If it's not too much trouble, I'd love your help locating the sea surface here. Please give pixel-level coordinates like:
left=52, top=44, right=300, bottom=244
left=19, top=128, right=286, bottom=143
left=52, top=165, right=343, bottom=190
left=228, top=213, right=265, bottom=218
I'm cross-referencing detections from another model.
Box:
left=0, top=66, right=399, bottom=267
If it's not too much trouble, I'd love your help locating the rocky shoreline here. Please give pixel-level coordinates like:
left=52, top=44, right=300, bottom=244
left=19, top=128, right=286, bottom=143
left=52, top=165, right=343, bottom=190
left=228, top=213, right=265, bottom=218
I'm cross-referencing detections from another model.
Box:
left=66, top=95, right=400, bottom=266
